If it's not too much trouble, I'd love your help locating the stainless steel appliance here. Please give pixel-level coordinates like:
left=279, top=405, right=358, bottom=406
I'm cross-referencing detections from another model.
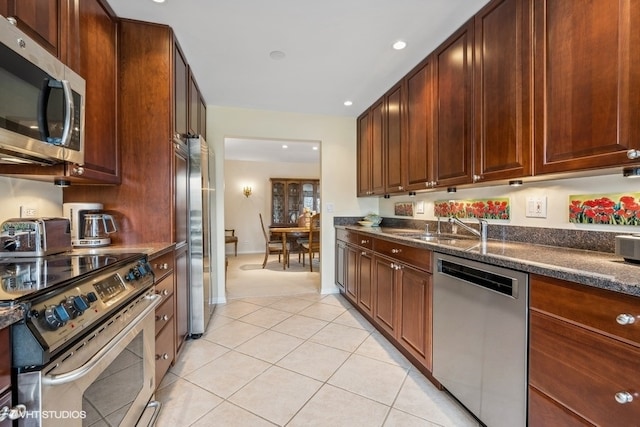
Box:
left=62, top=203, right=117, bottom=248
left=0, top=252, right=161, bottom=426
left=187, top=136, right=217, bottom=337
left=433, top=253, right=528, bottom=427
left=0, top=218, right=71, bottom=257
left=0, top=15, right=85, bottom=165
left=615, top=234, right=640, bottom=264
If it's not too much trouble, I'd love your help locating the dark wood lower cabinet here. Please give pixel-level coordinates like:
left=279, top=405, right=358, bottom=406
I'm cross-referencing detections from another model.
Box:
left=357, top=251, right=373, bottom=317
left=397, top=265, right=432, bottom=370
left=373, top=256, right=397, bottom=337
left=529, top=385, right=594, bottom=427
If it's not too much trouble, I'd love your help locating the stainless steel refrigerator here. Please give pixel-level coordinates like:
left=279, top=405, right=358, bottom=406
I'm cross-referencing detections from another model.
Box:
left=187, top=136, right=217, bottom=338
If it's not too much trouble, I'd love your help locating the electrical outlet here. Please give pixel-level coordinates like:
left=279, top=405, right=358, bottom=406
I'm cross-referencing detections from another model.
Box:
left=526, top=197, right=547, bottom=218
left=20, top=206, right=37, bottom=217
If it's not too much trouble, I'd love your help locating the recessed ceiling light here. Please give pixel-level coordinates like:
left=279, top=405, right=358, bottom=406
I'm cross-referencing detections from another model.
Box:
left=282, top=144, right=288, bottom=149
left=392, top=40, right=407, bottom=50
left=344, top=100, right=353, bottom=106
left=152, top=0, right=165, bottom=3
left=269, top=50, right=286, bottom=60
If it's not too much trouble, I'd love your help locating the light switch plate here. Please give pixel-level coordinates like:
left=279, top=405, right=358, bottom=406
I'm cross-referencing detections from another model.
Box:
left=526, top=197, right=547, bottom=218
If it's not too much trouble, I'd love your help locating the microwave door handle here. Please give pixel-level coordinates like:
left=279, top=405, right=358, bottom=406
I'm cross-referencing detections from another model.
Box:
left=59, top=80, right=74, bottom=147
left=37, top=79, right=52, bottom=142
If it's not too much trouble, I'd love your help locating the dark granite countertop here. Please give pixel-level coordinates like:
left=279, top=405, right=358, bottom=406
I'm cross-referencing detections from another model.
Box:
left=337, top=225, right=640, bottom=298
left=0, top=305, right=24, bottom=330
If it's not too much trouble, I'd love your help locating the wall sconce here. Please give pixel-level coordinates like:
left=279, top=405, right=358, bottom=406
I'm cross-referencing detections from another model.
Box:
left=509, top=180, right=523, bottom=187
left=243, top=186, right=252, bottom=197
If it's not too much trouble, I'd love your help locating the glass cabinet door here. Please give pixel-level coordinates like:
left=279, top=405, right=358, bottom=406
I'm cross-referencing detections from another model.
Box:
left=272, top=181, right=285, bottom=224
left=287, top=182, right=301, bottom=223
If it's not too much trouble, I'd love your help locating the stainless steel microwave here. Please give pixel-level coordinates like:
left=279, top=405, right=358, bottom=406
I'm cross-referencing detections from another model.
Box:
left=0, top=15, right=85, bottom=166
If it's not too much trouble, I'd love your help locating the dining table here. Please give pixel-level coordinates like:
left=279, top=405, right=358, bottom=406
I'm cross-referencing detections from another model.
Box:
left=269, top=226, right=311, bottom=270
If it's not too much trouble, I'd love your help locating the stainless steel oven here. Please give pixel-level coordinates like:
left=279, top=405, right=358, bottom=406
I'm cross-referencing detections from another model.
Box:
left=0, top=252, right=160, bottom=426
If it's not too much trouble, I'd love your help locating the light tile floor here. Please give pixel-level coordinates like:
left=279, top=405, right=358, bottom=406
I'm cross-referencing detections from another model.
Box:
left=154, top=293, right=480, bottom=427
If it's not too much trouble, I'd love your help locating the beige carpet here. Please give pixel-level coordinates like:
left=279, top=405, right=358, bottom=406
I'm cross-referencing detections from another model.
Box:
left=225, top=252, right=320, bottom=300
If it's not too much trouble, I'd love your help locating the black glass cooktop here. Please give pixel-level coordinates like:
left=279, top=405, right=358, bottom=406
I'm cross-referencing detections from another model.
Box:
left=0, top=252, right=143, bottom=302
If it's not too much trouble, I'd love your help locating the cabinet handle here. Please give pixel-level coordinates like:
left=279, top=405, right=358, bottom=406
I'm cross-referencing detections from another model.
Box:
left=155, top=353, right=170, bottom=360
left=391, top=248, right=402, bottom=254
left=7, top=17, right=17, bottom=25
left=156, top=314, right=169, bottom=322
left=72, top=166, right=85, bottom=175
left=155, top=263, right=169, bottom=270
left=616, top=313, right=636, bottom=325
left=390, top=262, right=396, bottom=269
left=0, top=404, right=26, bottom=421
left=361, top=252, right=367, bottom=256
left=615, top=392, right=634, bottom=404
left=627, top=149, right=640, bottom=160
left=156, top=289, right=169, bottom=296
left=361, top=240, right=369, bottom=245
left=473, top=174, right=484, bottom=182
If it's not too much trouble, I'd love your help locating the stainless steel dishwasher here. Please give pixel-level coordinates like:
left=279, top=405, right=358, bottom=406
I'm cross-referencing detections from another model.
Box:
left=433, top=253, right=528, bottom=427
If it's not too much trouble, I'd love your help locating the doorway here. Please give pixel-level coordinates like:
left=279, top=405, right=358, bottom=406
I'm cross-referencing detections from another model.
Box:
left=223, top=137, right=321, bottom=299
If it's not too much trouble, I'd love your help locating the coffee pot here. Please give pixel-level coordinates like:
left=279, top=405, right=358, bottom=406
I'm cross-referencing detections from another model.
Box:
left=82, top=213, right=117, bottom=247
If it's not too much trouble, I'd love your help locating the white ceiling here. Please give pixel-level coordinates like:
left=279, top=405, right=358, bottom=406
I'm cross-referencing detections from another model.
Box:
left=106, top=0, right=490, bottom=118
left=225, top=137, right=320, bottom=164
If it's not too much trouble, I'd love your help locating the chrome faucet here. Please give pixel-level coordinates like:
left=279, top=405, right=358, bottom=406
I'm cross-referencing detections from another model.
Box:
left=448, top=217, right=488, bottom=242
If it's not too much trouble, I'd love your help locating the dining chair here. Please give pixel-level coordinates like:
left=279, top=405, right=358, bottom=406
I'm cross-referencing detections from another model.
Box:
left=300, top=213, right=320, bottom=271
left=259, top=213, right=289, bottom=268
left=225, top=229, right=238, bottom=256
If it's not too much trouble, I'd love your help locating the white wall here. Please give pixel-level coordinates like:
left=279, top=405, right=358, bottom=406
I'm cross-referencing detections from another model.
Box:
left=379, top=173, right=640, bottom=234
left=224, top=159, right=320, bottom=254
left=0, top=177, right=63, bottom=222
left=209, top=106, right=377, bottom=301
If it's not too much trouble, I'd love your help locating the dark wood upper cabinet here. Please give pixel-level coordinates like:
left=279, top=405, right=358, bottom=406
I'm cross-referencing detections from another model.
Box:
left=533, top=0, right=640, bottom=174
left=357, top=99, right=385, bottom=196
left=173, top=42, right=188, bottom=141
left=405, top=57, right=435, bottom=191
left=474, top=0, right=532, bottom=182
left=433, top=18, right=475, bottom=188
left=188, top=70, right=199, bottom=137
left=198, top=93, right=207, bottom=141
left=385, top=82, right=404, bottom=193
left=0, top=0, right=59, bottom=56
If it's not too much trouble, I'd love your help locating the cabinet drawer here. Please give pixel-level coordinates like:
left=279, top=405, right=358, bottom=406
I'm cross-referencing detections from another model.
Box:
left=531, top=274, right=640, bottom=346
left=150, top=250, right=175, bottom=282
left=530, top=311, right=640, bottom=426
left=155, top=294, right=174, bottom=334
left=337, top=229, right=373, bottom=249
left=155, top=316, right=175, bottom=387
left=374, top=239, right=431, bottom=272
left=528, top=386, right=591, bottom=427
left=155, top=272, right=175, bottom=301
left=0, top=328, right=9, bottom=395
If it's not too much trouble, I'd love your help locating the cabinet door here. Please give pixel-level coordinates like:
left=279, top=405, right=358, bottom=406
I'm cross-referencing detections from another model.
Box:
left=175, top=244, right=189, bottom=354
left=188, top=71, right=199, bottom=136
left=155, top=316, right=175, bottom=386
left=534, top=0, right=640, bottom=173
left=69, top=0, right=119, bottom=183
left=370, top=99, right=385, bottom=195
left=357, top=112, right=371, bottom=196
left=1, top=0, right=59, bottom=56
left=398, top=265, right=432, bottom=370
left=474, top=0, right=532, bottom=182
left=174, top=143, right=188, bottom=245
left=433, top=19, right=474, bottom=188
left=287, top=181, right=301, bottom=224
left=385, top=83, right=404, bottom=193
left=357, top=250, right=374, bottom=317
left=271, top=180, right=286, bottom=225
left=335, top=240, right=346, bottom=291
left=174, top=42, right=189, bottom=141
left=345, top=244, right=358, bottom=303
left=405, top=57, right=435, bottom=191
left=199, top=94, right=207, bottom=140
left=373, top=256, right=398, bottom=337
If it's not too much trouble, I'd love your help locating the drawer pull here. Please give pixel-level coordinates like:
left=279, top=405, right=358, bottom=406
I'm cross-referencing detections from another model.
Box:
left=156, top=289, right=169, bottom=296
left=391, top=248, right=402, bottom=254
left=156, top=314, right=169, bottom=322
left=360, top=239, right=369, bottom=245
left=361, top=252, right=367, bottom=256
left=155, top=353, right=170, bottom=361
left=615, top=392, right=634, bottom=404
left=616, top=314, right=636, bottom=325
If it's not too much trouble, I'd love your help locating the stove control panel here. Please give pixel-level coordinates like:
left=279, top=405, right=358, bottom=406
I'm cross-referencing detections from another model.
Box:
left=27, top=258, right=154, bottom=353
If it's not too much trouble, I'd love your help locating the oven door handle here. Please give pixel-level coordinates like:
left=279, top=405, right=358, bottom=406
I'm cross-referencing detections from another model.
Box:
left=42, top=294, right=162, bottom=386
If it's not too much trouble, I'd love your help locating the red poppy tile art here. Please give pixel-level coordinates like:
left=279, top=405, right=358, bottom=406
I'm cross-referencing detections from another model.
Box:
left=569, top=193, right=640, bottom=225
left=434, top=198, right=510, bottom=220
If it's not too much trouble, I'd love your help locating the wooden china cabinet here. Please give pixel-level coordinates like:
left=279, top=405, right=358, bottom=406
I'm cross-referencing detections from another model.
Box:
left=270, top=178, right=320, bottom=227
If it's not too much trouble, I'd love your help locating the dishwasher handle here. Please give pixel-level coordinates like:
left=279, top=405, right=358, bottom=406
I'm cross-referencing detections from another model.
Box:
left=438, top=259, right=519, bottom=298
